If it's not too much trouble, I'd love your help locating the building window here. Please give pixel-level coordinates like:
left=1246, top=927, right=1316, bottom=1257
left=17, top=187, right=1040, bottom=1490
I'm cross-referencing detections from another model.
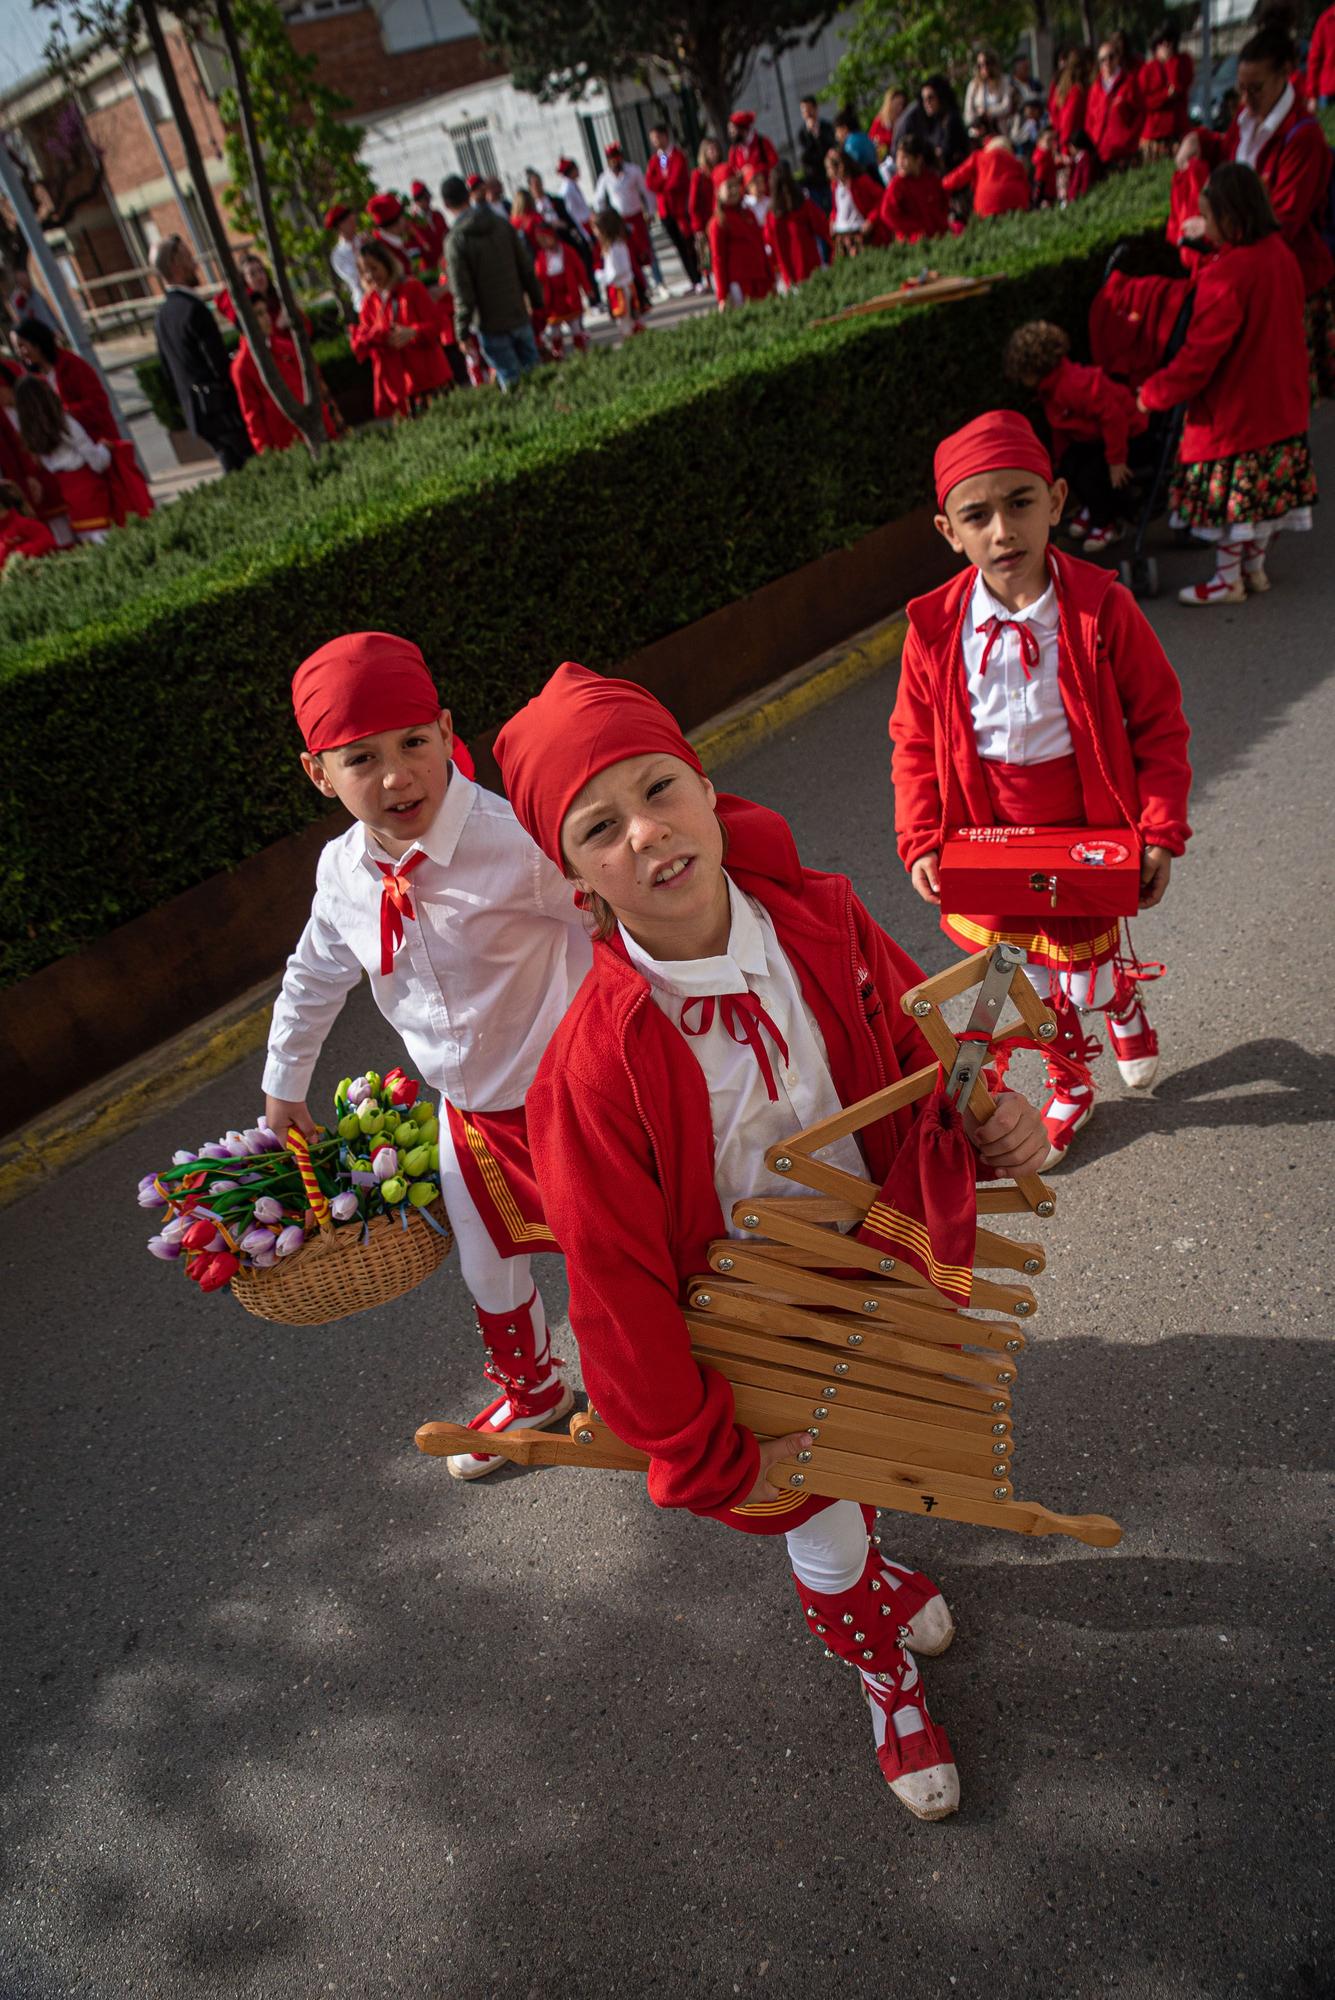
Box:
left=449, top=118, right=497, bottom=181
left=279, top=0, right=362, bottom=22
left=377, top=0, right=473, bottom=53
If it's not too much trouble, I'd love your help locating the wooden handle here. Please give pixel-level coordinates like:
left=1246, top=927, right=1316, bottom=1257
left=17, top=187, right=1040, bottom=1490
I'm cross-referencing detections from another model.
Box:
left=414, top=1419, right=650, bottom=1472
left=286, top=1123, right=331, bottom=1233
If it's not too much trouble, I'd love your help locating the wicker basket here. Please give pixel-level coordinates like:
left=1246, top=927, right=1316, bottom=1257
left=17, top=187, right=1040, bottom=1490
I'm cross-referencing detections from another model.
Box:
left=229, top=1124, right=453, bottom=1326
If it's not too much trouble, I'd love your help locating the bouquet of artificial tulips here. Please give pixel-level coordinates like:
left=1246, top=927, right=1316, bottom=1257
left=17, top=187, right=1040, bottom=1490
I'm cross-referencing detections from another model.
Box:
left=137, top=1067, right=452, bottom=1320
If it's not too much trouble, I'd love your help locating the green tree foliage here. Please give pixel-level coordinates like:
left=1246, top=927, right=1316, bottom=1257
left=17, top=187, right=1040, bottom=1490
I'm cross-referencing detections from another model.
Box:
left=834, top=0, right=1027, bottom=109
left=466, top=0, right=838, bottom=142
left=216, top=0, right=374, bottom=297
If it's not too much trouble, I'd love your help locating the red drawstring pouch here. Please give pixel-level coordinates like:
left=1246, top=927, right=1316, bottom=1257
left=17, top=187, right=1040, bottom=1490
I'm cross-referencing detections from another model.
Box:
left=855, top=1090, right=976, bottom=1305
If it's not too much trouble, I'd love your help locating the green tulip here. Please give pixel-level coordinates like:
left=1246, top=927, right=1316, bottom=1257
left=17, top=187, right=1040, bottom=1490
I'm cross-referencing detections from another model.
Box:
left=407, top=1182, right=435, bottom=1207
left=410, top=1100, right=434, bottom=1126
left=336, top=1075, right=353, bottom=1105
left=415, top=1116, right=438, bottom=1144
left=428, top=1144, right=439, bottom=1171
left=364, top=1070, right=382, bottom=1096
left=379, top=1175, right=406, bottom=1204
left=402, top=1144, right=430, bottom=1176
left=357, top=1104, right=384, bottom=1135
left=337, top=1113, right=361, bottom=1141
left=382, top=1109, right=401, bottom=1133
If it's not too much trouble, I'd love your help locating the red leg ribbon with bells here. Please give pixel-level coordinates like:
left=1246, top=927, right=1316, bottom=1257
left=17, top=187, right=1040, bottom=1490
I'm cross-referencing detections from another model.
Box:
left=795, top=1544, right=958, bottom=1814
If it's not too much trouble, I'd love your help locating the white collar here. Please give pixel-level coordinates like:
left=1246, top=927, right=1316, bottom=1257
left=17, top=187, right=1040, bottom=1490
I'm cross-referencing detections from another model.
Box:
left=619, top=875, right=767, bottom=999
left=969, top=568, right=1059, bottom=633
left=1239, top=79, right=1294, bottom=152
left=358, top=766, right=476, bottom=877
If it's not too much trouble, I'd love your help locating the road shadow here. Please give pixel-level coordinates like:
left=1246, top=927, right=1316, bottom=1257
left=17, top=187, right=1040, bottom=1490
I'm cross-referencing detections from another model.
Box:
left=2, top=1316, right=1331, bottom=1998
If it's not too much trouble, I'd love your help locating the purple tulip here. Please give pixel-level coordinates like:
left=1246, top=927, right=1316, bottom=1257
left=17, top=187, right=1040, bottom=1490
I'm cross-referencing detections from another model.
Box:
left=241, top=1226, right=278, bottom=1256
left=250, top=1248, right=277, bottom=1269
left=331, top=1191, right=360, bottom=1222
left=200, top=1143, right=230, bottom=1161
left=211, top=1178, right=237, bottom=1193
left=252, top=1195, right=283, bottom=1224
left=172, top=1149, right=193, bottom=1166
left=372, top=1146, right=399, bottom=1182
left=147, top=1235, right=180, bottom=1260
left=275, top=1225, right=306, bottom=1258
left=347, top=1077, right=372, bottom=1105
left=220, top=1131, right=251, bottom=1158
left=159, top=1215, right=189, bottom=1245
left=137, top=1182, right=163, bottom=1209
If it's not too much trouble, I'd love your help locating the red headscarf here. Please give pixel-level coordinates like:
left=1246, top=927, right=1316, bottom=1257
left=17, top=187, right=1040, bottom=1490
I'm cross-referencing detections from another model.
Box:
left=323, top=202, right=352, bottom=230
left=494, top=662, right=704, bottom=868
left=933, top=411, right=1053, bottom=510
left=367, top=192, right=404, bottom=228
left=292, top=632, right=442, bottom=753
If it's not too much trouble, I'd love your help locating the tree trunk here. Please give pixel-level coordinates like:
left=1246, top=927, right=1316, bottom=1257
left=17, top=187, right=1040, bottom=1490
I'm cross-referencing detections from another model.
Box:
left=139, top=0, right=324, bottom=461
left=213, top=0, right=326, bottom=459
left=1080, top=0, right=1098, bottom=54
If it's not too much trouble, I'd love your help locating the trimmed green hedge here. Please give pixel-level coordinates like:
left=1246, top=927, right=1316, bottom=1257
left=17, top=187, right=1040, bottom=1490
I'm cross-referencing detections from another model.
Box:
left=2, top=166, right=1176, bottom=988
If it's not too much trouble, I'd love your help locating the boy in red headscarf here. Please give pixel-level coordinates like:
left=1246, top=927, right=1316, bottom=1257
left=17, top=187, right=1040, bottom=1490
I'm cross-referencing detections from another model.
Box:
left=890, top=412, right=1192, bottom=1169
left=265, top=633, right=593, bottom=1477
left=494, top=662, right=1048, bottom=1821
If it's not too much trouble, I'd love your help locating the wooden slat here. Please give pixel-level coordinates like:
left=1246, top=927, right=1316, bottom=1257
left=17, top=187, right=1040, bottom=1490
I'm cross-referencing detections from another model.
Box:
left=764, top=1458, right=1121, bottom=1547
left=686, top=1286, right=1017, bottom=1393
left=718, top=1377, right=1008, bottom=1479
left=684, top=1318, right=1011, bottom=1431
left=705, top=1250, right=1027, bottom=1354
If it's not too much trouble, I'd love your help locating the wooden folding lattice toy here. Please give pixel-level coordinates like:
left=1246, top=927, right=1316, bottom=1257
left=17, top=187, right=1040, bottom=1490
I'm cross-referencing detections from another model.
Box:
left=417, top=944, right=1122, bottom=1549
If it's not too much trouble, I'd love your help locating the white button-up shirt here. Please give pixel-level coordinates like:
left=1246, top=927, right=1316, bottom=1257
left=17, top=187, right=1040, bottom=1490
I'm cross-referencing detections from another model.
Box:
left=1236, top=79, right=1294, bottom=170
left=621, top=876, right=866, bottom=1232
left=554, top=174, right=593, bottom=231
left=263, top=771, right=592, bottom=1113
left=329, top=235, right=364, bottom=309
left=592, top=162, right=651, bottom=220
left=963, top=571, right=1073, bottom=766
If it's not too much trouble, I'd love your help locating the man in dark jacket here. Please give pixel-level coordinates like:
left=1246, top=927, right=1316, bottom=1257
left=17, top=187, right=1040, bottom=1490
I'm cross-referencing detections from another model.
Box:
left=797, top=96, right=837, bottom=208
left=441, top=174, right=544, bottom=389
left=151, top=236, right=252, bottom=472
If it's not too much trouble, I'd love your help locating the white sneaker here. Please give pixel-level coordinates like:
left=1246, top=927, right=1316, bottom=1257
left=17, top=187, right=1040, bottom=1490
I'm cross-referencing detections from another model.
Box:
left=903, top=1592, right=956, bottom=1658
left=1107, top=1003, right=1161, bottom=1089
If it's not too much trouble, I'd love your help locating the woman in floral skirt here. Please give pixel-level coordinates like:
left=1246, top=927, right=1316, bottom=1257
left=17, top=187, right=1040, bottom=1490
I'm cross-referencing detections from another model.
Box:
left=1138, top=162, right=1316, bottom=604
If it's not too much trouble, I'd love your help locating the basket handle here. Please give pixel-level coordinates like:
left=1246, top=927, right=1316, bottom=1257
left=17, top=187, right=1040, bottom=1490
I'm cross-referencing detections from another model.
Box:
left=287, top=1123, right=333, bottom=1236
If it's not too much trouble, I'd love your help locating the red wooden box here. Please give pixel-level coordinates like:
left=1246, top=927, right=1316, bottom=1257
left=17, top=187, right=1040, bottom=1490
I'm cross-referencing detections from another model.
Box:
left=938, top=826, right=1141, bottom=919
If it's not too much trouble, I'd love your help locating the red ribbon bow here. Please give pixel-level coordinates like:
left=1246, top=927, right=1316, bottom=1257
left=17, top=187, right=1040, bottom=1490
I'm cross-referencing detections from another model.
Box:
left=679, top=991, right=791, bottom=1103
left=376, top=850, right=429, bottom=975
left=978, top=613, right=1040, bottom=679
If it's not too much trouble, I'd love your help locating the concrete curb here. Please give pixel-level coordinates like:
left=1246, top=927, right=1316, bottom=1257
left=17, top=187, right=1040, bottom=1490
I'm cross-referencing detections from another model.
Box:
left=0, top=611, right=908, bottom=1210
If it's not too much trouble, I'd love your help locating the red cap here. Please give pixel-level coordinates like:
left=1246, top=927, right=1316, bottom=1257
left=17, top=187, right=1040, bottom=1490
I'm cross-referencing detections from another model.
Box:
left=933, top=411, right=1053, bottom=510
left=465, top=173, right=484, bottom=191
left=366, top=191, right=403, bottom=227
left=730, top=109, right=755, bottom=127
left=494, top=662, right=703, bottom=869
left=410, top=179, right=429, bottom=199
left=555, top=156, right=576, bottom=175
left=292, top=632, right=442, bottom=754
left=323, top=202, right=352, bottom=229
left=604, top=140, right=623, bottom=158
left=745, top=164, right=768, bottom=186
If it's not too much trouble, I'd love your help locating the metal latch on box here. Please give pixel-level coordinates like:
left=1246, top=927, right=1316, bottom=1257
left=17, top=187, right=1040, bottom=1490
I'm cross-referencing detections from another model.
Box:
left=1029, top=869, right=1059, bottom=909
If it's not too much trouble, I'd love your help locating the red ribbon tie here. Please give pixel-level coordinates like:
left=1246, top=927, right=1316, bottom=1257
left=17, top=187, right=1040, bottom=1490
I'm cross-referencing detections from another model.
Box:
left=978, top=613, right=1040, bottom=679
left=680, top=991, right=791, bottom=1103
left=376, top=850, right=429, bottom=975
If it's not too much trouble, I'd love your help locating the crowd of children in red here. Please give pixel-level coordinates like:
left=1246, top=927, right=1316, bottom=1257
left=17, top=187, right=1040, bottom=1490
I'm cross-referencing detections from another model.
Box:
left=256, top=347, right=1241, bottom=1816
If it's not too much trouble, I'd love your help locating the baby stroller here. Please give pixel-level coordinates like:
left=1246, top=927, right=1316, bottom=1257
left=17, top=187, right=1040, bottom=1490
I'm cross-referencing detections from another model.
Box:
left=1088, top=246, right=1195, bottom=597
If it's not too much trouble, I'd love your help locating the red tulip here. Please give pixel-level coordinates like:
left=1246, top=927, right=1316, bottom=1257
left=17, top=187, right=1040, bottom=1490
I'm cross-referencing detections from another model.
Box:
left=384, top=1067, right=419, bottom=1108
left=182, top=1218, right=218, bottom=1253
left=197, top=1252, right=240, bottom=1293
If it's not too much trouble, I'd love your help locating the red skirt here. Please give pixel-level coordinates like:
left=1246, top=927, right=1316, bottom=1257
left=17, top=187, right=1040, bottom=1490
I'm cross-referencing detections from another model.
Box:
left=444, top=1101, right=556, bottom=1259
left=941, top=753, right=1122, bottom=974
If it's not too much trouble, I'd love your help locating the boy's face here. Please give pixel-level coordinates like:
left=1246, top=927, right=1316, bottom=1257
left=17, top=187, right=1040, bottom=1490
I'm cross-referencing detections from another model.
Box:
left=720, top=174, right=743, bottom=206
left=302, top=713, right=455, bottom=858
left=896, top=145, right=918, bottom=176
left=935, top=468, right=1066, bottom=600
left=561, top=753, right=724, bottom=941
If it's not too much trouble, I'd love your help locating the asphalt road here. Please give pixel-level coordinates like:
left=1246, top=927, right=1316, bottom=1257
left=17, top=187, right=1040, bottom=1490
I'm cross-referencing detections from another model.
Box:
left=3, top=410, right=1332, bottom=2000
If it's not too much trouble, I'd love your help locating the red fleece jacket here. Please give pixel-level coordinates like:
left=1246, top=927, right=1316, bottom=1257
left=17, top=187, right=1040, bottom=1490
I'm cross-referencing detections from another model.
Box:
left=890, top=547, right=1193, bottom=870
left=525, top=794, right=937, bottom=1530
left=1037, top=353, right=1148, bottom=465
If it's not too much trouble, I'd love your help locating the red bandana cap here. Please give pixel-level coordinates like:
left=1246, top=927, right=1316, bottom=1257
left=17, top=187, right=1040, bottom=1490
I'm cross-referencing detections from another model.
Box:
left=604, top=141, right=623, bottom=159
left=934, top=410, right=1053, bottom=511
left=555, top=156, right=576, bottom=175
left=730, top=110, right=755, bottom=128
left=494, top=662, right=704, bottom=870
left=367, top=191, right=403, bottom=227
left=292, top=632, right=441, bottom=754
left=323, top=202, right=352, bottom=230
left=410, top=179, right=429, bottom=199
left=465, top=173, right=484, bottom=191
